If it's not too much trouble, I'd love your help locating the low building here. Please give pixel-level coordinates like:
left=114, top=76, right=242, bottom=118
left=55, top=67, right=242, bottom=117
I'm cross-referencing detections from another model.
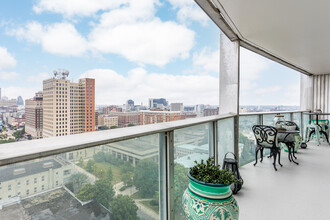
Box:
left=139, top=110, right=183, bottom=125
left=170, top=103, right=184, bottom=112
left=203, top=107, right=219, bottom=117
left=106, top=112, right=140, bottom=127
left=98, top=115, right=118, bottom=128
left=0, top=158, right=73, bottom=201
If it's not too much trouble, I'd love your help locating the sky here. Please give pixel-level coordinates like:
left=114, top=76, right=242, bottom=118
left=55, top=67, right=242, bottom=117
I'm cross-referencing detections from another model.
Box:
left=0, top=0, right=301, bottom=106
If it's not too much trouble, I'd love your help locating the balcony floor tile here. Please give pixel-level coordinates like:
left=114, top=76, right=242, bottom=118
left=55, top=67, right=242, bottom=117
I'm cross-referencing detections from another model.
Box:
left=235, top=141, right=330, bottom=220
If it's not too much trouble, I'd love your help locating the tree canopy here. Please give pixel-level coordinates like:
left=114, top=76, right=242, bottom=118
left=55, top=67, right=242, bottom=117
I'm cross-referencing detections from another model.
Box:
left=110, top=195, right=138, bottom=220
left=133, top=159, right=158, bottom=197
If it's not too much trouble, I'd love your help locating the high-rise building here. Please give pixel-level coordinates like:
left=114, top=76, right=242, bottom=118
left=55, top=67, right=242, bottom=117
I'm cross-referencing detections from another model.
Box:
left=126, top=99, right=134, bottom=111
left=149, top=98, right=168, bottom=109
left=0, top=98, right=17, bottom=107
left=17, top=96, right=24, bottom=106
left=170, top=103, right=184, bottom=112
left=42, top=70, right=95, bottom=138
left=25, top=92, right=43, bottom=139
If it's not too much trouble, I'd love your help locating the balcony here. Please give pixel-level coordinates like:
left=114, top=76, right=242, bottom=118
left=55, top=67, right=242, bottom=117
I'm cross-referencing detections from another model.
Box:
left=1, top=0, right=330, bottom=219
left=0, top=110, right=324, bottom=220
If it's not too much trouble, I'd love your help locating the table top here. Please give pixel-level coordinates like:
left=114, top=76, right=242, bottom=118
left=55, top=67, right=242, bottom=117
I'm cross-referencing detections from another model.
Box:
left=304, top=112, right=330, bottom=115
left=277, top=129, right=300, bottom=134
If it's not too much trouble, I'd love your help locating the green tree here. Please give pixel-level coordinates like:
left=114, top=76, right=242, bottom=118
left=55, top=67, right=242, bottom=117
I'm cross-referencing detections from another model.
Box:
left=122, top=173, right=133, bottom=187
left=94, top=179, right=114, bottom=208
left=99, top=126, right=109, bottom=130
left=133, top=159, right=158, bottom=197
left=174, top=163, right=189, bottom=216
left=120, top=162, right=134, bottom=174
left=110, top=195, right=138, bottom=220
left=86, top=159, right=95, bottom=173
left=77, top=183, right=94, bottom=201
left=77, top=179, right=115, bottom=209
left=127, top=123, right=134, bottom=127
left=110, top=126, right=118, bottom=129
left=77, top=157, right=84, bottom=167
left=106, top=167, right=113, bottom=181
left=70, top=173, right=88, bottom=194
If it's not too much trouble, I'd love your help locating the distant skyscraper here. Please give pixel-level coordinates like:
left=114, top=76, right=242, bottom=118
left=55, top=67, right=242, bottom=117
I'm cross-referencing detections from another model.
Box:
left=170, top=103, right=183, bottom=112
left=126, top=99, right=134, bottom=111
left=17, top=96, right=24, bottom=106
left=25, top=92, right=43, bottom=139
left=149, top=98, right=168, bottom=109
left=42, top=70, right=95, bottom=138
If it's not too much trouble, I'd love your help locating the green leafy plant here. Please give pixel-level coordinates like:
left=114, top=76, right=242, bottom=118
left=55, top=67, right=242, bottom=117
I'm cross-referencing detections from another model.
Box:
left=189, top=157, right=237, bottom=185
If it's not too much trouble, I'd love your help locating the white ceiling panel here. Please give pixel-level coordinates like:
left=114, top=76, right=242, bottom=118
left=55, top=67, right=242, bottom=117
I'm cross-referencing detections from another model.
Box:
left=212, top=0, right=330, bottom=75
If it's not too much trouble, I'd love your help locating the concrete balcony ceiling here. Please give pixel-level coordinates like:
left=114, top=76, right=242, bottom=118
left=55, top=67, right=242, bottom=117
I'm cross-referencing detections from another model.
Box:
left=197, top=0, right=330, bottom=75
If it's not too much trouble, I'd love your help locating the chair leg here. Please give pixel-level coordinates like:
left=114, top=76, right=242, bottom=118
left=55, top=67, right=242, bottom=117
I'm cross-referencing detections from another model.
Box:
left=278, top=149, right=283, bottom=167
left=260, top=148, right=264, bottom=162
left=272, top=149, right=278, bottom=171
left=254, top=146, right=260, bottom=166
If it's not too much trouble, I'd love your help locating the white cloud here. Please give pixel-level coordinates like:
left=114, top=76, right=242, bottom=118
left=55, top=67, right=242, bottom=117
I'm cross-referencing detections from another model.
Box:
left=27, top=72, right=52, bottom=83
left=255, top=86, right=281, bottom=95
left=33, top=0, right=127, bottom=17
left=240, top=48, right=270, bottom=91
left=79, top=68, right=218, bottom=105
left=0, top=47, right=16, bottom=69
left=11, top=0, right=195, bottom=66
left=193, top=48, right=219, bottom=73
left=88, top=0, right=195, bottom=66
left=1, top=87, right=37, bottom=101
left=168, top=0, right=209, bottom=25
left=0, top=71, right=19, bottom=81
left=9, top=22, right=88, bottom=56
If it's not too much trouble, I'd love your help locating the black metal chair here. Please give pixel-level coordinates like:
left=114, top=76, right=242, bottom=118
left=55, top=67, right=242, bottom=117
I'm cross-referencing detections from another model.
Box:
left=252, top=125, right=282, bottom=171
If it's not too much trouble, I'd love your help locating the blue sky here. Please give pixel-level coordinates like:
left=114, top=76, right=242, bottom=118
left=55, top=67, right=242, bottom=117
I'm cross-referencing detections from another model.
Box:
left=0, top=0, right=300, bottom=106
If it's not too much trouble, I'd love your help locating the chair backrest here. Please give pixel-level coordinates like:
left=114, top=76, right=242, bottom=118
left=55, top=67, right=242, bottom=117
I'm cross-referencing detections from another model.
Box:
left=252, top=125, right=278, bottom=148
left=284, top=121, right=299, bottom=131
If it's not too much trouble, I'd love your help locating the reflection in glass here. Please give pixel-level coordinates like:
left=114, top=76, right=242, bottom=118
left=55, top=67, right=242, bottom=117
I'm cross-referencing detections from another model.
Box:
left=173, top=123, right=210, bottom=219
left=0, top=134, right=161, bottom=220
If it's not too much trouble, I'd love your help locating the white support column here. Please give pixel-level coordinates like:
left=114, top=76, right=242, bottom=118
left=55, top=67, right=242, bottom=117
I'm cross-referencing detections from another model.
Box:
left=219, top=32, right=240, bottom=160
left=219, top=32, right=240, bottom=115
left=300, top=74, right=314, bottom=111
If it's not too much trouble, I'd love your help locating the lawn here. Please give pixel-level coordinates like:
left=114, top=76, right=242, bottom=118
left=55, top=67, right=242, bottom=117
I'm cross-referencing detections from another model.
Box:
left=140, top=200, right=159, bottom=214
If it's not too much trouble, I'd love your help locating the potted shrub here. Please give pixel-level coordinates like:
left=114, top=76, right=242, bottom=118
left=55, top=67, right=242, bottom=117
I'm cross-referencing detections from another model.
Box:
left=182, top=157, right=239, bottom=220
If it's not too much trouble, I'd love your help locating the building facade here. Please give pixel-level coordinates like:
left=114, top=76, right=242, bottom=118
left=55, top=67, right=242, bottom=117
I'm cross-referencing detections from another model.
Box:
left=106, top=112, right=140, bottom=127
left=203, top=107, right=219, bottom=117
left=170, top=103, right=184, bottom=112
left=149, top=98, right=168, bottom=109
left=139, top=110, right=184, bottom=125
left=42, top=71, right=95, bottom=138
left=25, top=92, right=43, bottom=139
left=98, top=115, right=118, bottom=128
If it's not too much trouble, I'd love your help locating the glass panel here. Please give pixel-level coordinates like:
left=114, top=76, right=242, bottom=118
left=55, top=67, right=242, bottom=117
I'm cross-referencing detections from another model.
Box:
left=293, top=113, right=302, bottom=130
left=238, top=116, right=259, bottom=166
left=0, top=134, right=161, bottom=220
left=173, top=123, right=210, bottom=219
left=218, top=117, right=235, bottom=165
left=263, top=114, right=276, bottom=126
left=303, top=113, right=310, bottom=140
left=282, top=113, right=290, bottom=121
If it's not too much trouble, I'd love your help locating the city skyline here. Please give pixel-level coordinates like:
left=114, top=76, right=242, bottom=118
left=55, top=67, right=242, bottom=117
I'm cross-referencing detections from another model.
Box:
left=0, top=0, right=300, bottom=106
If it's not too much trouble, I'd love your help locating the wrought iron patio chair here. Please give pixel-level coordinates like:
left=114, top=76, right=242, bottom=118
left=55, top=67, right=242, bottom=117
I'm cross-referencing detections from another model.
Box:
left=252, top=125, right=282, bottom=171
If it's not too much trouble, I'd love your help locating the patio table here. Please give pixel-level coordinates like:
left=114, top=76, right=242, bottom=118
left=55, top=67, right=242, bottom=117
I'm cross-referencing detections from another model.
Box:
left=277, top=129, right=300, bottom=165
left=304, top=112, right=330, bottom=144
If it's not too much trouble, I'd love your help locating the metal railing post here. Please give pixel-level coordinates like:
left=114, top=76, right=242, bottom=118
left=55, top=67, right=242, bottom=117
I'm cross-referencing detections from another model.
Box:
left=165, top=131, right=174, bottom=219
left=290, top=112, right=294, bottom=121
left=258, top=114, right=263, bottom=125
left=159, top=132, right=167, bottom=220
left=212, top=120, right=218, bottom=165
left=234, top=116, right=239, bottom=163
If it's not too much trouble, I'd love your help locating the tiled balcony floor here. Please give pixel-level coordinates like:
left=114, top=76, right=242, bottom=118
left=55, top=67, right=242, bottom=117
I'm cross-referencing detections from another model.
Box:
left=235, top=141, right=330, bottom=220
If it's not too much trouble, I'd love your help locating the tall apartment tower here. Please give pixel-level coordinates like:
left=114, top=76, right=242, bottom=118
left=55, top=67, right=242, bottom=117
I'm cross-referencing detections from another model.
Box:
left=42, top=70, right=95, bottom=138
left=25, top=92, right=43, bottom=139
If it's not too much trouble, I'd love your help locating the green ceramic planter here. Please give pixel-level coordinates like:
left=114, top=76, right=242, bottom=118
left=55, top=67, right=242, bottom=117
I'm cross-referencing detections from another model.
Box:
left=182, top=172, right=239, bottom=220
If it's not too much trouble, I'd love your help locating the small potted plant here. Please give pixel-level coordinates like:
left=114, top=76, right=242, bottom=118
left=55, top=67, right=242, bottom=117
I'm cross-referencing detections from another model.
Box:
left=182, top=157, right=239, bottom=220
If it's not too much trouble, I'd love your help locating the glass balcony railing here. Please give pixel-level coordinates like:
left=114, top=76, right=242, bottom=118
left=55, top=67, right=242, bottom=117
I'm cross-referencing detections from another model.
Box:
left=0, top=111, right=309, bottom=219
